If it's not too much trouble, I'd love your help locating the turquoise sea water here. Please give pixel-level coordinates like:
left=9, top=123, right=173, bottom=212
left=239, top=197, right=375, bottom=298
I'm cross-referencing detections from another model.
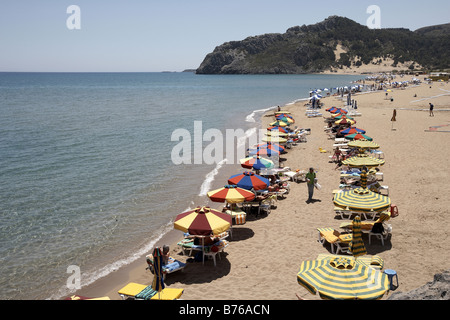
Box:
left=0, top=72, right=363, bottom=299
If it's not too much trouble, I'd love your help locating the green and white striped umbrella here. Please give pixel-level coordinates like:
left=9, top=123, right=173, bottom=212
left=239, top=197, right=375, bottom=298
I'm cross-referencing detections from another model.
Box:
left=297, top=257, right=390, bottom=300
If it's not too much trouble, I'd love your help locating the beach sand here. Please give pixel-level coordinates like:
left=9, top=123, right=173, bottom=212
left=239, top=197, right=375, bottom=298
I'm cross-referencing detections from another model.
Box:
left=74, top=77, right=450, bottom=301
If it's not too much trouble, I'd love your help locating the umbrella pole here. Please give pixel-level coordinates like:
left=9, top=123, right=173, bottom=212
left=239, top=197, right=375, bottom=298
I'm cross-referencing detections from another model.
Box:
left=202, top=237, right=205, bottom=265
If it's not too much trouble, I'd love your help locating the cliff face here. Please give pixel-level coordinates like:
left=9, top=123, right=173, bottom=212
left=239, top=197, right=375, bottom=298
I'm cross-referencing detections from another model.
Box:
left=196, top=16, right=450, bottom=74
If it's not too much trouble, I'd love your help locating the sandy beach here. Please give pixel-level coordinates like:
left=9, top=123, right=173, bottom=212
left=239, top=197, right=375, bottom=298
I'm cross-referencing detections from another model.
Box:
left=74, top=76, right=450, bottom=301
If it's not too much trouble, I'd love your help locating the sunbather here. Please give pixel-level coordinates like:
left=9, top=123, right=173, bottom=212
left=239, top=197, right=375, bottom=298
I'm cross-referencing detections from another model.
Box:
left=162, top=245, right=170, bottom=265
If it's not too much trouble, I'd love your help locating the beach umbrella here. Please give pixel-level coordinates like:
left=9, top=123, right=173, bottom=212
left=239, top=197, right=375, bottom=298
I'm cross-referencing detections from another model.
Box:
left=331, top=108, right=348, bottom=114
left=326, top=107, right=338, bottom=113
left=151, top=247, right=165, bottom=296
left=267, top=126, right=289, bottom=133
left=228, top=171, right=270, bottom=191
left=207, top=185, right=255, bottom=204
left=347, top=140, right=380, bottom=150
left=340, top=127, right=366, bottom=135
left=276, top=113, right=294, bottom=119
left=276, top=116, right=295, bottom=124
left=261, top=136, right=288, bottom=144
left=349, top=215, right=367, bottom=258
left=269, top=120, right=289, bottom=127
left=248, top=147, right=280, bottom=157
left=174, top=206, right=232, bottom=264
left=334, top=169, right=390, bottom=212
left=240, top=156, right=274, bottom=171
left=335, top=118, right=355, bottom=125
left=341, top=154, right=384, bottom=168
left=256, top=142, right=285, bottom=153
left=332, top=114, right=354, bottom=120
left=344, top=133, right=373, bottom=141
left=391, top=109, right=397, bottom=130
left=297, top=256, right=389, bottom=300
left=174, top=206, right=232, bottom=236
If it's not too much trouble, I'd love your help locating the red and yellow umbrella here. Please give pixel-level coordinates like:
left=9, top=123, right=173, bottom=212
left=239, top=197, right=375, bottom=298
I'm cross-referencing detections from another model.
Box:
left=207, top=185, right=255, bottom=204
left=173, top=206, right=232, bottom=236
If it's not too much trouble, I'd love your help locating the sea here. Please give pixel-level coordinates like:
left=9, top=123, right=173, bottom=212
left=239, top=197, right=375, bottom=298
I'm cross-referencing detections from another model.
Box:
left=0, top=72, right=364, bottom=300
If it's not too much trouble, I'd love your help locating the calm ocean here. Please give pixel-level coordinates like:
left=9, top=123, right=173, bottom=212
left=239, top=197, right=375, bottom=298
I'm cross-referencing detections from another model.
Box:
left=0, top=72, right=363, bottom=299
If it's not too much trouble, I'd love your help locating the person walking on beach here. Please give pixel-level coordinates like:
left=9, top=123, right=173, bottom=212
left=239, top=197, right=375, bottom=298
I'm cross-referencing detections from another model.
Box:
left=305, top=167, right=316, bottom=203
left=429, top=103, right=434, bottom=117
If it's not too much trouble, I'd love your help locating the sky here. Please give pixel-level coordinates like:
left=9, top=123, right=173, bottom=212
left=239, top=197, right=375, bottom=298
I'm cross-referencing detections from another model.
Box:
left=0, top=0, right=449, bottom=72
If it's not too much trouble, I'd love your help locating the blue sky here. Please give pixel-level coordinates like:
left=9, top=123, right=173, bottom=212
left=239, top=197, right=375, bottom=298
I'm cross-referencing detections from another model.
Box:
left=0, top=0, right=449, bottom=72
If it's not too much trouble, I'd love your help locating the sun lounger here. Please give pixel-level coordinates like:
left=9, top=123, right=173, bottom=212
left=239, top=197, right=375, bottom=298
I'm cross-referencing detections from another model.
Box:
left=118, top=282, right=184, bottom=300
left=317, top=227, right=352, bottom=254
left=283, top=170, right=306, bottom=182
left=146, top=255, right=186, bottom=278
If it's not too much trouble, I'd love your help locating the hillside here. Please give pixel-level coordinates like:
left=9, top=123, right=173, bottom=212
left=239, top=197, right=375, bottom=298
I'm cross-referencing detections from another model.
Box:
left=196, top=16, right=450, bottom=74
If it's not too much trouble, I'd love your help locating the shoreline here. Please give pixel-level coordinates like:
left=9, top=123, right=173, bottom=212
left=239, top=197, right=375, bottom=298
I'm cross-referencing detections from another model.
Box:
left=73, top=75, right=449, bottom=300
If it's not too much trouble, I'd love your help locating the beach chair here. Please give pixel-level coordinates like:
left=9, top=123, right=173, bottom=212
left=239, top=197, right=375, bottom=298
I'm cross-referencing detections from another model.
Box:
left=283, top=170, right=306, bottom=182
left=339, top=212, right=391, bottom=232
left=177, top=235, right=229, bottom=266
left=369, top=224, right=393, bottom=246
left=118, top=282, right=184, bottom=300
left=146, top=254, right=186, bottom=279
left=317, top=227, right=352, bottom=254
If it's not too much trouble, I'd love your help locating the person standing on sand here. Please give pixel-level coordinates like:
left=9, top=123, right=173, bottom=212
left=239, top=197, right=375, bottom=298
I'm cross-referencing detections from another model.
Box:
left=429, top=103, right=434, bottom=117
left=305, top=167, right=316, bottom=203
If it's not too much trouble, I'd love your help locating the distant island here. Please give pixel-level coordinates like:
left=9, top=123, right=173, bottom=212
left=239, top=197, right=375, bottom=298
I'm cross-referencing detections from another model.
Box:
left=196, top=16, right=450, bottom=75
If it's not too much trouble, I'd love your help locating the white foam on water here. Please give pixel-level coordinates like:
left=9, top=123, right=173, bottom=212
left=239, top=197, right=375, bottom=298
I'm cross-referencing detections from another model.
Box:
left=198, top=158, right=228, bottom=196
left=48, top=221, right=174, bottom=300
left=245, top=105, right=277, bottom=123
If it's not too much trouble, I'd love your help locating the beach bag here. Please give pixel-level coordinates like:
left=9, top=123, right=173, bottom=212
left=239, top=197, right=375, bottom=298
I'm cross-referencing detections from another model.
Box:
left=235, top=213, right=246, bottom=225
left=371, top=222, right=384, bottom=234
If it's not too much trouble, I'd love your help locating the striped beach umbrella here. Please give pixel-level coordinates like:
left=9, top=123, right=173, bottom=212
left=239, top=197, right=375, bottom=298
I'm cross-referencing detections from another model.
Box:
left=333, top=170, right=390, bottom=212
left=269, top=120, right=289, bottom=127
left=151, top=247, right=165, bottom=295
left=207, top=185, right=255, bottom=204
left=228, top=171, right=270, bottom=191
left=267, top=126, right=289, bottom=133
left=344, top=133, right=373, bottom=141
left=349, top=215, right=367, bottom=258
left=256, top=142, right=285, bottom=153
left=332, top=113, right=353, bottom=120
left=240, top=156, right=274, bottom=171
left=342, top=154, right=384, bottom=168
left=330, top=108, right=348, bottom=114
left=340, top=127, right=366, bottom=135
left=326, top=107, right=338, bottom=113
left=347, top=140, right=380, bottom=150
left=248, top=147, right=280, bottom=157
left=173, top=206, right=232, bottom=236
left=276, top=113, right=294, bottom=119
left=297, top=256, right=390, bottom=300
left=335, top=118, right=356, bottom=125
left=275, top=116, right=295, bottom=124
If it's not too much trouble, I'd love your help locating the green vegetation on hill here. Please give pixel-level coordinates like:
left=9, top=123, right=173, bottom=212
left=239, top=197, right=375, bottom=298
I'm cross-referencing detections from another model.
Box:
left=196, top=16, right=450, bottom=74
